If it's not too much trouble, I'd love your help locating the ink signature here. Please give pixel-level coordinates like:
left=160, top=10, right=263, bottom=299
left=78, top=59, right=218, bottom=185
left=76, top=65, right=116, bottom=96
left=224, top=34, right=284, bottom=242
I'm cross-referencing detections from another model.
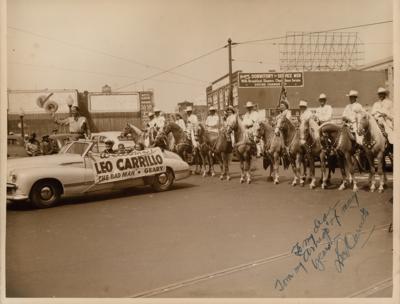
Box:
left=274, top=193, right=373, bottom=292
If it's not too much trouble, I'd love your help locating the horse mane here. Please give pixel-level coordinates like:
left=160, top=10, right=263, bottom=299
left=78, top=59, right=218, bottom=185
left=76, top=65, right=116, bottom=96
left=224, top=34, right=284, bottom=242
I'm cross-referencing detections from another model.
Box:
left=364, top=112, right=386, bottom=146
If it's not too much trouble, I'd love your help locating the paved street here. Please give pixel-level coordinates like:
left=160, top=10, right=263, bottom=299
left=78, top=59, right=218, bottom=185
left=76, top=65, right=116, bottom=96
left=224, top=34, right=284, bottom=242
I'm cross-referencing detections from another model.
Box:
left=6, top=159, right=393, bottom=298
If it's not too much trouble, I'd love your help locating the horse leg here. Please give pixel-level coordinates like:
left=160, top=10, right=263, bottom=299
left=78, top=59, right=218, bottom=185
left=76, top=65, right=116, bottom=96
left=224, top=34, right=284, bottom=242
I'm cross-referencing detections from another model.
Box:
left=273, top=152, right=280, bottom=184
left=240, top=157, right=245, bottom=184
left=320, top=150, right=327, bottom=189
left=365, top=151, right=376, bottom=192
left=338, top=155, right=348, bottom=190
left=309, top=155, right=316, bottom=189
left=346, top=153, right=358, bottom=192
left=290, top=154, right=299, bottom=186
left=377, top=152, right=385, bottom=193
left=219, top=153, right=226, bottom=180
left=298, top=154, right=306, bottom=187
left=226, top=153, right=232, bottom=181
left=246, top=153, right=252, bottom=184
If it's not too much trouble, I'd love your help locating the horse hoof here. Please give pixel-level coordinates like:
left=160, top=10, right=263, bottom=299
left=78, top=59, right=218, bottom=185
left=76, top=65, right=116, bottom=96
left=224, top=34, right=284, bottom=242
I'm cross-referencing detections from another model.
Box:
left=321, top=183, right=325, bottom=190
left=202, top=172, right=207, bottom=178
left=240, top=178, right=245, bottom=184
left=266, top=176, right=273, bottom=182
left=247, top=180, right=251, bottom=184
left=274, top=180, right=279, bottom=185
left=300, top=182, right=305, bottom=187
left=378, top=187, right=384, bottom=193
left=310, top=184, right=315, bottom=190
left=226, top=176, right=231, bottom=181
left=353, top=186, right=358, bottom=192
left=211, top=172, right=216, bottom=177
left=339, top=184, right=346, bottom=191
left=219, top=175, right=224, bottom=180
left=291, top=181, right=297, bottom=187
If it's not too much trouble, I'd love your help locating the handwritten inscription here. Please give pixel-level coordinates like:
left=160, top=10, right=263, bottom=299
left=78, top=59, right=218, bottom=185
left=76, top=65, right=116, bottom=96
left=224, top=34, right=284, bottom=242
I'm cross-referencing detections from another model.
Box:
left=274, top=193, right=371, bottom=292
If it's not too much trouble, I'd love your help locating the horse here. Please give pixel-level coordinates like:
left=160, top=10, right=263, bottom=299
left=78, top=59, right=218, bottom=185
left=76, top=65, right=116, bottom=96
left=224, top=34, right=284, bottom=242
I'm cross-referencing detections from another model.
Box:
left=155, top=121, right=192, bottom=161
left=252, top=120, right=275, bottom=181
left=226, top=114, right=255, bottom=184
left=121, top=122, right=156, bottom=148
left=193, top=122, right=233, bottom=180
left=356, top=111, right=388, bottom=192
left=299, top=118, right=325, bottom=189
left=272, top=115, right=306, bottom=186
left=191, top=123, right=208, bottom=175
left=319, top=122, right=359, bottom=191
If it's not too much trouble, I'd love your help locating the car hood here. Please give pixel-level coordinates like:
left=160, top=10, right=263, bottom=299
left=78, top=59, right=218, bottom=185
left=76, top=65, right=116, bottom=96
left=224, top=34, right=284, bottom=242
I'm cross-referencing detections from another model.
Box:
left=7, top=154, right=83, bottom=172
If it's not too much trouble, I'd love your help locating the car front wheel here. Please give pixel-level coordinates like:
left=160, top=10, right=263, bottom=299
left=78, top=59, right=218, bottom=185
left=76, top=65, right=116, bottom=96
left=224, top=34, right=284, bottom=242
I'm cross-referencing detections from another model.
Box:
left=30, top=180, right=61, bottom=208
left=151, top=168, right=174, bottom=192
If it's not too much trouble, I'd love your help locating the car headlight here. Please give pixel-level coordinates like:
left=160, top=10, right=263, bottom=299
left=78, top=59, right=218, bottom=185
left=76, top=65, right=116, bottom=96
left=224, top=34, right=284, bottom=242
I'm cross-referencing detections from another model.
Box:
left=8, top=171, right=17, bottom=183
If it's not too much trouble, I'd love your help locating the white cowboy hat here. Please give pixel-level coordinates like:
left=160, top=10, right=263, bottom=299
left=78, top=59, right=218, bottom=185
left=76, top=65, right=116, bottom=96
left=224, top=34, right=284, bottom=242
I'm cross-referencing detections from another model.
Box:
left=185, top=106, right=193, bottom=112
left=377, top=87, right=387, bottom=94
left=299, top=100, right=308, bottom=107
left=148, top=112, right=154, bottom=117
left=153, top=107, right=161, bottom=112
left=346, top=90, right=358, bottom=97
left=319, top=93, right=327, bottom=100
left=245, top=101, right=254, bottom=108
left=209, top=106, right=217, bottom=111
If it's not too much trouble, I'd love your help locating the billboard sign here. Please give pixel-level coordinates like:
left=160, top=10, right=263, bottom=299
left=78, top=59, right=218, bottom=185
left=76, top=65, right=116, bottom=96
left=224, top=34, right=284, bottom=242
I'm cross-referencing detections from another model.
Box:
left=7, top=90, right=78, bottom=114
left=238, top=72, right=304, bottom=88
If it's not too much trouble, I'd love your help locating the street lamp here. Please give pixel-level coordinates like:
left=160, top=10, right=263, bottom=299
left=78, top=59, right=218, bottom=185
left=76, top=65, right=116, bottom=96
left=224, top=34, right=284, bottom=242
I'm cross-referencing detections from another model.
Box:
left=19, top=108, right=25, bottom=139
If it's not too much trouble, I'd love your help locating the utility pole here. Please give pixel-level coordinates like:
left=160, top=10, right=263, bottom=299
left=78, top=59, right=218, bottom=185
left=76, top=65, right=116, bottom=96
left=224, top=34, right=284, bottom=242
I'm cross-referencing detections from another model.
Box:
left=228, top=38, right=233, bottom=107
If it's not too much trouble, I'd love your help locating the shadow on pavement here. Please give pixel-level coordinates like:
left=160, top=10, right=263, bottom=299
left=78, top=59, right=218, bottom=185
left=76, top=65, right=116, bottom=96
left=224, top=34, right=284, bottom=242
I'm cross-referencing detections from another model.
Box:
left=7, top=182, right=197, bottom=211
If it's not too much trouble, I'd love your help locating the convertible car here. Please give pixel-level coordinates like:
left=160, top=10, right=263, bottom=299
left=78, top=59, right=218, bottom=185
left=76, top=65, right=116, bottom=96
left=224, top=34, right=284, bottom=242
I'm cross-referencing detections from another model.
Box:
left=7, top=139, right=190, bottom=208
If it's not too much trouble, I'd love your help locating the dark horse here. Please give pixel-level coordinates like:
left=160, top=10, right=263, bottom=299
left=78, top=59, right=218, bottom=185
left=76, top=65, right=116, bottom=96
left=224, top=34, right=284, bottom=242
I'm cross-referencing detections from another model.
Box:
left=193, top=123, right=233, bottom=180
left=319, top=122, right=359, bottom=191
left=154, top=122, right=192, bottom=161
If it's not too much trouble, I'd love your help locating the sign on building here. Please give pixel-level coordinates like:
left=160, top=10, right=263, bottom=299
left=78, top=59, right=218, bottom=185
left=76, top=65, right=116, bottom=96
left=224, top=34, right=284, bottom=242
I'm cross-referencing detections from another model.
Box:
left=238, top=72, right=304, bottom=88
left=7, top=90, right=78, bottom=114
left=89, top=92, right=140, bottom=112
left=139, top=91, right=154, bottom=126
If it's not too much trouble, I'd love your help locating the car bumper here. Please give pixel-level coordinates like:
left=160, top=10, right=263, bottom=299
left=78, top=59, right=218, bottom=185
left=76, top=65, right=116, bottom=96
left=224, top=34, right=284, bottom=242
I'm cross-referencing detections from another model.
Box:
left=174, top=169, right=191, bottom=180
left=7, top=183, right=29, bottom=201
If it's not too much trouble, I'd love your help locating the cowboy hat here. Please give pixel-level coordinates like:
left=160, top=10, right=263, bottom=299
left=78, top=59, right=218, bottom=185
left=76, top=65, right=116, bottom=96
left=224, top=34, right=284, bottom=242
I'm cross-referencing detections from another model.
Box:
left=245, top=101, right=254, bottom=108
left=153, top=107, right=161, bottom=112
left=377, top=87, right=387, bottom=94
left=226, top=105, right=235, bottom=113
left=299, top=100, right=308, bottom=107
left=44, top=100, right=59, bottom=113
left=148, top=112, right=155, bottom=117
left=185, top=106, right=193, bottom=112
left=346, top=90, right=358, bottom=97
left=319, top=93, right=327, bottom=100
left=209, top=106, right=217, bottom=111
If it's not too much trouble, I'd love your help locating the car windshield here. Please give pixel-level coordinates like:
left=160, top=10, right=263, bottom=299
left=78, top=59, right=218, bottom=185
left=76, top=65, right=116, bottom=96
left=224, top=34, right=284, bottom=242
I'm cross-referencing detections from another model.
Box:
left=60, top=142, right=90, bottom=156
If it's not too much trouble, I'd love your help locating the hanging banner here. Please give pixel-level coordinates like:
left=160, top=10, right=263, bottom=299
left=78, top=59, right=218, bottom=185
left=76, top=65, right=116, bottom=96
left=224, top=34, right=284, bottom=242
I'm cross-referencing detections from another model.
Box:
left=91, top=148, right=166, bottom=184
left=238, top=72, right=304, bottom=87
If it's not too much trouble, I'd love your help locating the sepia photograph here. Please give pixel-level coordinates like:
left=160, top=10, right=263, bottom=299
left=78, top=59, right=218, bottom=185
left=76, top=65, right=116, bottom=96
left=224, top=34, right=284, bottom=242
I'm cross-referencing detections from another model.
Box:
left=1, top=0, right=399, bottom=302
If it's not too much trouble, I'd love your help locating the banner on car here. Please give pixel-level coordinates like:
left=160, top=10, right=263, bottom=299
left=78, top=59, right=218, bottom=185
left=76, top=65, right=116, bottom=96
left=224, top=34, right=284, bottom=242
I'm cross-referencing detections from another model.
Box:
left=91, top=148, right=166, bottom=184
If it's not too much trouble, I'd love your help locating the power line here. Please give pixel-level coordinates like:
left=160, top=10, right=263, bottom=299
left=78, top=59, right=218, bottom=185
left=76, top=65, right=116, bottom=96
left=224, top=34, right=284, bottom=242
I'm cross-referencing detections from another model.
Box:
left=9, top=61, right=205, bottom=87
left=8, top=26, right=209, bottom=84
left=236, top=20, right=393, bottom=45
left=115, top=45, right=224, bottom=90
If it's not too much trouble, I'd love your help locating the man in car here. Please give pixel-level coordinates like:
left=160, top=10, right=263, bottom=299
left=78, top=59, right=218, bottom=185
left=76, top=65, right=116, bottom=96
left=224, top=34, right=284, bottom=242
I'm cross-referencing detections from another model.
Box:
left=103, top=139, right=116, bottom=154
left=52, top=106, right=91, bottom=140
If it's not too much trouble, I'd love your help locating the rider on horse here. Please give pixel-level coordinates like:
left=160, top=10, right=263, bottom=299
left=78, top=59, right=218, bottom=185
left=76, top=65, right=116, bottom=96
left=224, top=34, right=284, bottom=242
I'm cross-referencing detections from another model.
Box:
left=153, top=107, right=166, bottom=132
left=342, top=90, right=365, bottom=145
left=205, top=106, right=219, bottom=133
left=315, top=93, right=333, bottom=151
left=371, top=87, right=393, bottom=145
left=299, top=100, right=314, bottom=144
left=242, top=101, right=260, bottom=155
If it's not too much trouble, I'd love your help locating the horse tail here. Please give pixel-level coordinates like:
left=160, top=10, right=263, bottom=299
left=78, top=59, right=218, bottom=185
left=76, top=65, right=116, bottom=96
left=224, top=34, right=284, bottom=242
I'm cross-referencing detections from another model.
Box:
left=327, top=152, right=337, bottom=174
